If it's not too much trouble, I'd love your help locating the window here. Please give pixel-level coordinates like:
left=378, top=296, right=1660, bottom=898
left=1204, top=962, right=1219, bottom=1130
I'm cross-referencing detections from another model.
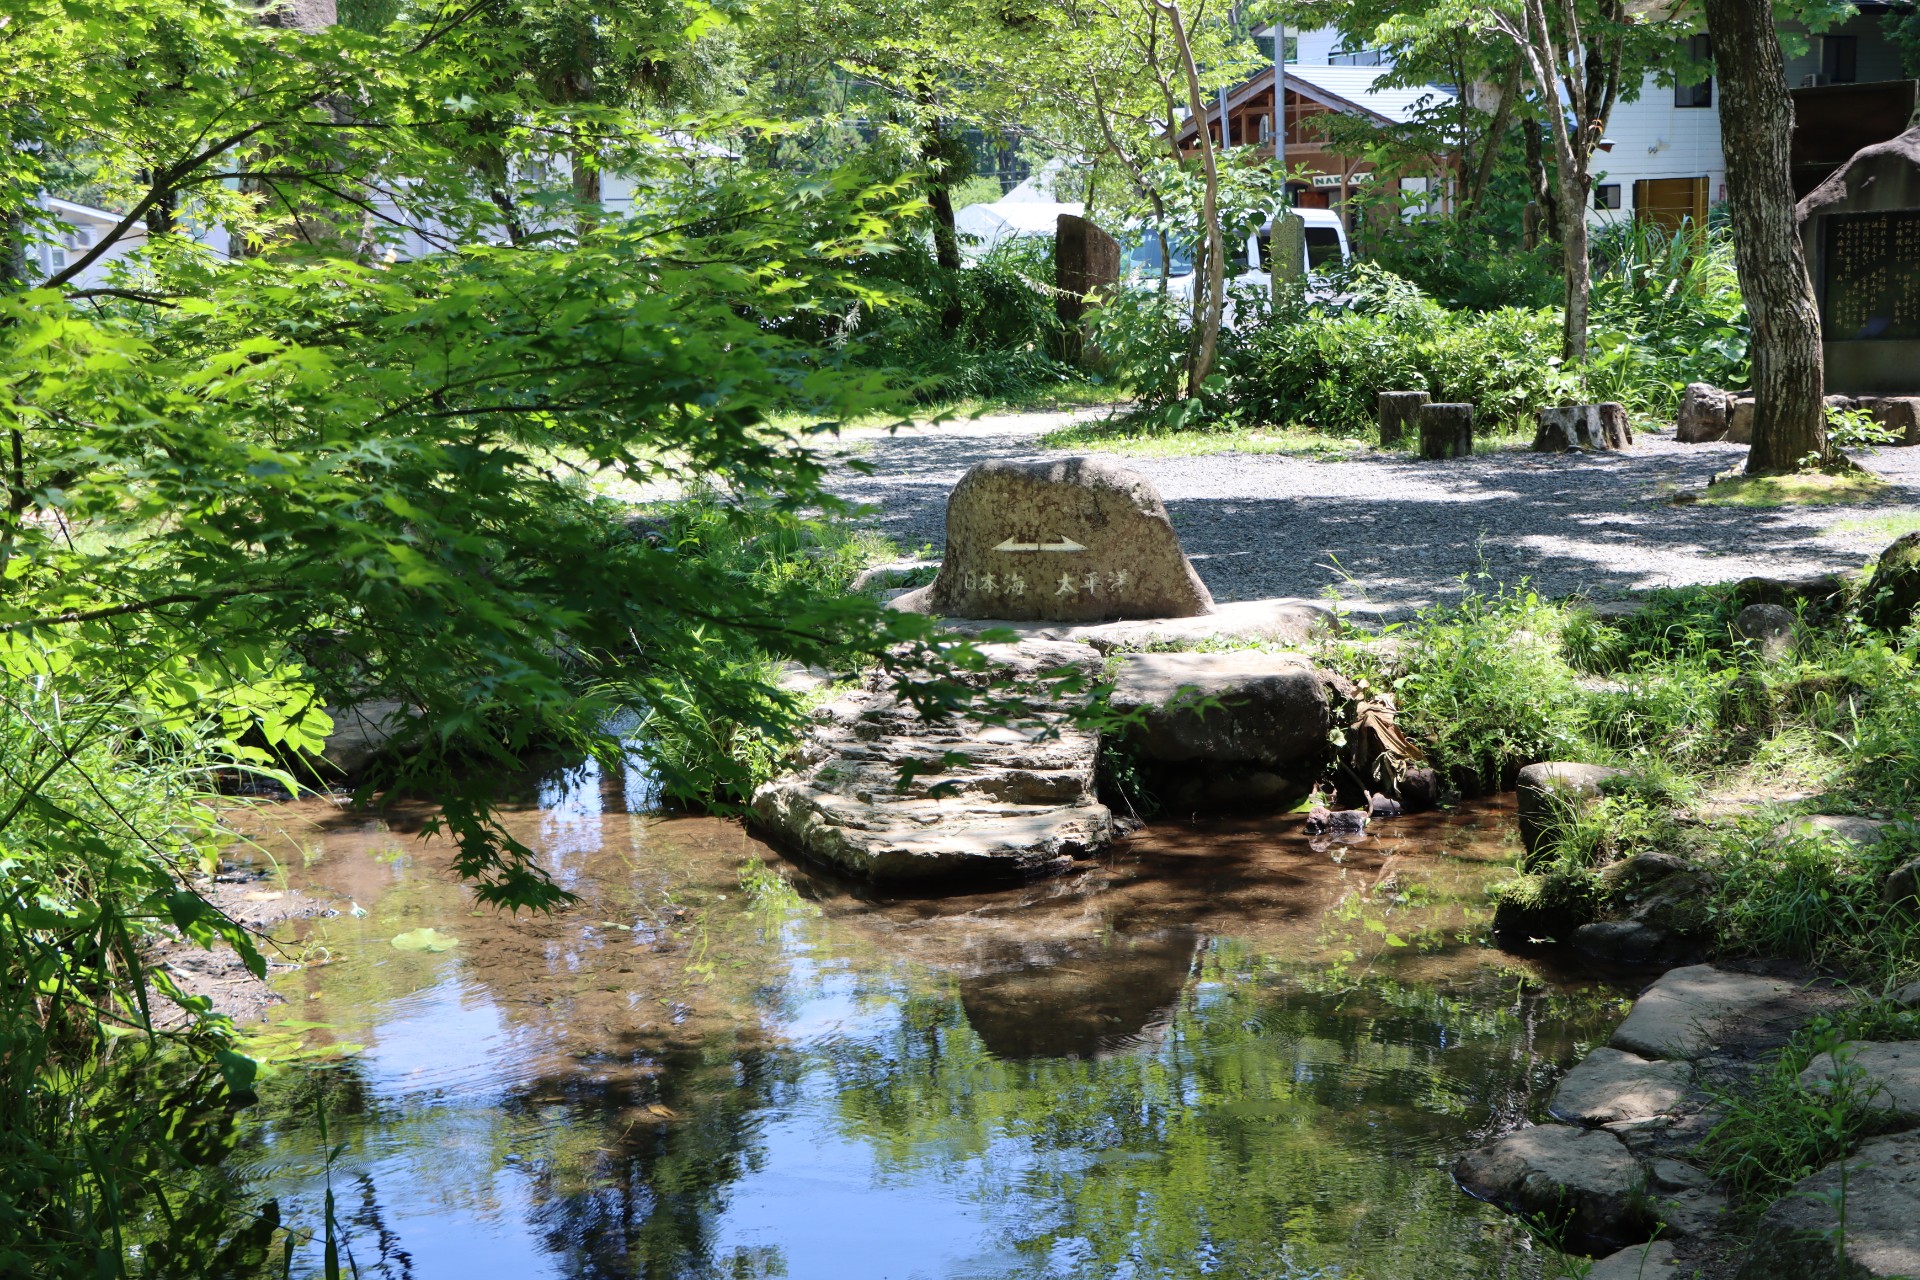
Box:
left=1676, top=34, right=1713, bottom=107
left=1595, top=184, right=1622, bottom=210
left=1821, top=34, right=1858, bottom=84
left=1304, top=227, right=1343, bottom=270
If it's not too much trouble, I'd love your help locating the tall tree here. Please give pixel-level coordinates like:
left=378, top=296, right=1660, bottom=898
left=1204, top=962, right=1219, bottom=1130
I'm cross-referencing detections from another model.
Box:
left=1697, top=0, right=1831, bottom=471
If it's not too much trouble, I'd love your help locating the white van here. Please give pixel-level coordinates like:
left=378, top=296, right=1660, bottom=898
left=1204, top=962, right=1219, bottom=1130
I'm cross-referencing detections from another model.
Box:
left=1120, top=208, right=1352, bottom=323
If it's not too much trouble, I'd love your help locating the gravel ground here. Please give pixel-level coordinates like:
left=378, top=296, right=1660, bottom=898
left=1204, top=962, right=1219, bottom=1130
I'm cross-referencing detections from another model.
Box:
left=826, top=410, right=1920, bottom=615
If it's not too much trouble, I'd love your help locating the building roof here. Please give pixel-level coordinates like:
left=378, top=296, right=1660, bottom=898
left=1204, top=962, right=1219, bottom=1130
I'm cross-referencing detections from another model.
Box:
left=1285, top=65, right=1453, bottom=126
left=1181, top=63, right=1455, bottom=142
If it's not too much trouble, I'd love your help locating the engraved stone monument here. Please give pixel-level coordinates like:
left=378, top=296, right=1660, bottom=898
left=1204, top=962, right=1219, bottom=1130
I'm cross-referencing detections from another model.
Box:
left=1799, top=126, right=1920, bottom=396
left=890, top=457, right=1214, bottom=623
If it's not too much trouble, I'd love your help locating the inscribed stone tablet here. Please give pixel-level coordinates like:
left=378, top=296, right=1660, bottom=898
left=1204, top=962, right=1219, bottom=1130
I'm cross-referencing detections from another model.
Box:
left=892, top=457, right=1214, bottom=623
left=1821, top=209, right=1920, bottom=341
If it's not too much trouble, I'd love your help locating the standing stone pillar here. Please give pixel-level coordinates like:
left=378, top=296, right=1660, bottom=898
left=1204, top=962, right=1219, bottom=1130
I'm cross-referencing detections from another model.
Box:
left=1378, top=391, right=1429, bottom=447
left=1419, top=403, right=1475, bottom=459
left=1056, top=214, right=1122, bottom=366
left=1268, top=213, right=1305, bottom=299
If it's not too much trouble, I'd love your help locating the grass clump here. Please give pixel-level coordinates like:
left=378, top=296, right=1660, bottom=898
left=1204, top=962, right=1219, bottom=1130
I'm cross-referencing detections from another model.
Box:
left=1694, top=470, right=1889, bottom=508
left=1700, top=997, right=1920, bottom=1205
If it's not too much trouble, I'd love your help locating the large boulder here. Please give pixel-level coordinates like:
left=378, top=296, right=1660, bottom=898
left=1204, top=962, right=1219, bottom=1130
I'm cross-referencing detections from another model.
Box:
left=1107, top=651, right=1331, bottom=808
left=750, top=640, right=1113, bottom=885
left=1550, top=1047, right=1692, bottom=1126
left=1864, top=531, right=1920, bottom=631
left=1736, top=1133, right=1920, bottom=1278
left=1675, top=383, right=1731, bottom=443
left=891, top=457, right=1213, bottom=623
left=1453, top=1124, right=1656, bottom=1254
left=1800, top=1042, right=1920, bottom=1125
left=1610, top=965, right=1819, bottom=1060
left=1517, top=762, right=1624, bottom=859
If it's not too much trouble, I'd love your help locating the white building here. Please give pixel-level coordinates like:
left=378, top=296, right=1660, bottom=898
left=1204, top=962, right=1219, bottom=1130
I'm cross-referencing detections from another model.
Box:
left=1285, top=18, right=1914, bottom=228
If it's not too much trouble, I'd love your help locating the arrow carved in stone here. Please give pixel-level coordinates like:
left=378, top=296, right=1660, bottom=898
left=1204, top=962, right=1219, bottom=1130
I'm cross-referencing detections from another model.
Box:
left=993, top=535, right=1086, bottom=553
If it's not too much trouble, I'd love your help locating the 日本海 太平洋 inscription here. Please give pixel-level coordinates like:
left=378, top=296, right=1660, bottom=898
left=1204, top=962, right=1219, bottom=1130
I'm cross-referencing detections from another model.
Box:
left=890, top=457, right=1214, bottom=623
left=1821, top=209, right=1920, bottom=341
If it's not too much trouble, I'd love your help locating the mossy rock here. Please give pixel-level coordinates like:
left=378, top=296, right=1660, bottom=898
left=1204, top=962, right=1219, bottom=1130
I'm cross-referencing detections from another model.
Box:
left=1864, top=531, right=1920, bottom=630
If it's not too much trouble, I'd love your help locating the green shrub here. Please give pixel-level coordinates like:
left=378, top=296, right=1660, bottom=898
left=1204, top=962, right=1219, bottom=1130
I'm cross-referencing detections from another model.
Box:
left=843, top=238, right=1078, bottom=403
left=1387, top=585, right=1589, bottom=789
left=1701, top=1017, right=1898, bottom=1204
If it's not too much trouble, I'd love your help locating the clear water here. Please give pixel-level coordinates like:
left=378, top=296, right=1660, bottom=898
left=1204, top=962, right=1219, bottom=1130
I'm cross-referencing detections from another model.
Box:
left=231, top=758, right=1632, bottom=1280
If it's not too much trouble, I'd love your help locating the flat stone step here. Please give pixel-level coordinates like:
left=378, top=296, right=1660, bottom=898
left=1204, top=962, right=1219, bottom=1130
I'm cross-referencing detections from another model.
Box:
left=1453, top=1123, right=1657, bottom=1255
left=1800, top=1041, right=1920, bottom=1124
left=1738, top=1133, right=1920, bottom=1278
left=1550, top=1047, right=1692, bottom=1126
left=751, top=640, right=1112, bottom=885
left=1610, top=965, right=1826, bottom=1060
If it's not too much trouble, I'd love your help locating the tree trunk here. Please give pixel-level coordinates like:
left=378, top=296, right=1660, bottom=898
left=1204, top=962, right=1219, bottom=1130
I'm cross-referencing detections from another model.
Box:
left=1162, top=0, right=1224, bottom=400
left=1467, top=60, right=1524, bottom=217
left=1522, top=117, right=1559, bottom=244
left=1699, top=0, right=1830, bottom=473
left=921, top=115, right=965, bottom=336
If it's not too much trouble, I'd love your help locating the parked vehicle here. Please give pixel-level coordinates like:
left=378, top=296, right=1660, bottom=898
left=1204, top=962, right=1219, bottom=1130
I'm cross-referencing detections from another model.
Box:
left=1120, top=208, right=1352, bottom=324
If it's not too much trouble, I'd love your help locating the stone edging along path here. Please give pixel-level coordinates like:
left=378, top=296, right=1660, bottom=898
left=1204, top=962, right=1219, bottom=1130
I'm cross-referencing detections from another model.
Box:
left=1455, top=964, right=1920, bottom=1279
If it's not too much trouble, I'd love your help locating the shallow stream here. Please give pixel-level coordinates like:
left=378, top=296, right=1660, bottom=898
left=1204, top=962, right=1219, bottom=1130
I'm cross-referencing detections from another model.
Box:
left=232, top=759, right=1634, bottom=1280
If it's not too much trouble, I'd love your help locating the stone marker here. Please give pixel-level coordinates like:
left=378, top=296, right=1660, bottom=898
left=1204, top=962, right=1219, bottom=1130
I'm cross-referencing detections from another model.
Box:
left=1377, top=390, right=1429, bottom=447
left=1418, top=403, right=1474, bottom=460
left=1533, top=403, right=1632, bottom=452
left=1675, top=382, right=1731, bottom=442
left=891, top=457, right=1213, bottom=624
left=1797, top=124, right=1920, bottom=397
left=1055, top=214, right=1122, bottom=366
left=1267, top=213, right=1305, bottom=297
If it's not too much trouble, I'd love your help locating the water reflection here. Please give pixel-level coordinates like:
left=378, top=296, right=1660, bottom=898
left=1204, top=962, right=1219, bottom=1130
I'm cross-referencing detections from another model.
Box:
left=232, top=765, right=1630, bottom=1280
left=956, top=930, right=1199, bottom=1059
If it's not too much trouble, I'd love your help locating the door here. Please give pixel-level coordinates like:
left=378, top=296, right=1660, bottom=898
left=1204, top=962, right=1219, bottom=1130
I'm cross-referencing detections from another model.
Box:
left=1633, top=176, right=1709, bottom=232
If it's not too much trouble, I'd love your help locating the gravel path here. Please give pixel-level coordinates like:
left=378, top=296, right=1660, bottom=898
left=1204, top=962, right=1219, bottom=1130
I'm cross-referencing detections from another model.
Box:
left=827, top=410, right=1920, bottom=615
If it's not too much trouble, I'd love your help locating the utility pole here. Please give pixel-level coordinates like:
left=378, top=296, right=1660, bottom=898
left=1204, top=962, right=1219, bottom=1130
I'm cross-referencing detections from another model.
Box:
left=1271, top=22, right=1289, bottom=204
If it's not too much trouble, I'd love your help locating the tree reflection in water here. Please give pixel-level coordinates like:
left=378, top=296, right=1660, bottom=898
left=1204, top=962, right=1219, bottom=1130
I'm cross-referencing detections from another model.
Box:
left=231, top=767, right=1628, bottom=1280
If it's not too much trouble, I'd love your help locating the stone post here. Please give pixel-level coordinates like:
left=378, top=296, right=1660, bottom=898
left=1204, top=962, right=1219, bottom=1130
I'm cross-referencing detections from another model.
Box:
left=1378, top=391, right=1429, bottom=447
left=1419, top=403, right=1475, bottom=460
left=1056, top=214, right=1123, bottom=367
left=1268, top=213, right=1305, bottom=300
